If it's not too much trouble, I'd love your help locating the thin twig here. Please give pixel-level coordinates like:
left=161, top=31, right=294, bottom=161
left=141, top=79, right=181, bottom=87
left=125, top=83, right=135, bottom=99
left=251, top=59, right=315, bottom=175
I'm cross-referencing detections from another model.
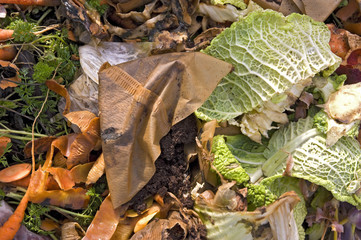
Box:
left=0, top=105, right=34, bottom=120
left=0, top=128, right=47, bottom=137
left=34, top=24, right=61, bottom=35
left=11, top=43, right=24, bottom=64
left=31, top=89, right=49, bottom=175
left=13, top=4, right=26, bottom=21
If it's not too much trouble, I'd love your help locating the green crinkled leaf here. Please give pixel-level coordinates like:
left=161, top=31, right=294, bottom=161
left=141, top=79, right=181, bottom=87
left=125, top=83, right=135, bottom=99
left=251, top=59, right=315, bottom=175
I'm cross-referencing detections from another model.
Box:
left=262, top=117, right=319, bottom=176
left=212, top=135, right=250, bottom=185
left=211, top=0, right=247, bottom=9
left=225, top=134, right=266, bottom=183
left=262, top=117, right=361, bottom=207
left=197, top=10, right=341, bottom=121
left=291, top=136, right=361, bottom=206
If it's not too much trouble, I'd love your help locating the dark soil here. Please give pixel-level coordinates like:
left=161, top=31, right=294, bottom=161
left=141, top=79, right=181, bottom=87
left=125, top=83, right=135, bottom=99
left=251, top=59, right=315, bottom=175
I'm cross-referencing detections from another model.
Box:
left=127, top=114, right=206, bottom=239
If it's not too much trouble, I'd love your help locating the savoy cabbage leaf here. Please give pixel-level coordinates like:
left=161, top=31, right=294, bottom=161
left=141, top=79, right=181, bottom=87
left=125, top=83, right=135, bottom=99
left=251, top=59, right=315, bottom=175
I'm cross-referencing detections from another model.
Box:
left=224, top=134, right=267, bottom=182
left=211, top=0, right=247, bottom=9
left=197, top=10, right=341, bottom=121
left=262, top=117, right=361, bottom=207
left=262, top=117, right=319, bottom=176
left=211, top=135, right=250, bottom=185
left=291, top=136, right=361, bottom=206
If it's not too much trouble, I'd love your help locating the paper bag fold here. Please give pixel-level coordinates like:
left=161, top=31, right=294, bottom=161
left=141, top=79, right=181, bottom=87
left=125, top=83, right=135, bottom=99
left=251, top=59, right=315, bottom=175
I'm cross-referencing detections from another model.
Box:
left=98, top=52, right=232, bottom=209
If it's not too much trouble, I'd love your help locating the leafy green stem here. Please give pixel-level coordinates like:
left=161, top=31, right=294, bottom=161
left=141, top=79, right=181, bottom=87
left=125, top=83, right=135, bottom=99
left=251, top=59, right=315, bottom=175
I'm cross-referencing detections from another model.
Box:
left=0, top=128, right=47, bottom=137
left=262, top=128, right=320, bottom=176
left=48, top=205, right=94, bottom=219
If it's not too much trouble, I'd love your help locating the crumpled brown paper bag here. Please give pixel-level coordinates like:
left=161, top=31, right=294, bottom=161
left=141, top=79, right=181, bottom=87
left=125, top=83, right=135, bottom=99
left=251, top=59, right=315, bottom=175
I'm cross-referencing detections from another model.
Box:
left=98, top=52, right=232, bottom=209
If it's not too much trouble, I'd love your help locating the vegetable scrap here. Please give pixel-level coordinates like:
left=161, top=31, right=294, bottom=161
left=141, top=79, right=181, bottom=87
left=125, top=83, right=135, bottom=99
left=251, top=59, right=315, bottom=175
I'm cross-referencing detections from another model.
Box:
left=1, top=0, right=361, bottom=239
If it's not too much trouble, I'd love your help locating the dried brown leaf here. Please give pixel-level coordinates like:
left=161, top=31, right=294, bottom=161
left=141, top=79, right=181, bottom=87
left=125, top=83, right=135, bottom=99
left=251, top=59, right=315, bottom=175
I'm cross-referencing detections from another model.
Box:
left=70, top=162, right=94, bottom=184
left=85, top=153, right=104, bottom=185
left=61, top=222, right=85, bottom=240
left=46, top=79, right=71, bottom=115
left=83, top=195, right=120, bottom=239
left=24, top=136, right=56, bottom=158
left=64, top=111, right=97, bottom=132
left=0, top=60, right=20, bottom=90
left=46, top=167, right=75, bottom=190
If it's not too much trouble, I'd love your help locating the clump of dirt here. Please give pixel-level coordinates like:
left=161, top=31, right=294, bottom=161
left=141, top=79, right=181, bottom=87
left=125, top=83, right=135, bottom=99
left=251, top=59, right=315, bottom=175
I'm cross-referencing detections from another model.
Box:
left=129, top=114, right=197, bottom=211
left=127, top=114, right=206, bottom=239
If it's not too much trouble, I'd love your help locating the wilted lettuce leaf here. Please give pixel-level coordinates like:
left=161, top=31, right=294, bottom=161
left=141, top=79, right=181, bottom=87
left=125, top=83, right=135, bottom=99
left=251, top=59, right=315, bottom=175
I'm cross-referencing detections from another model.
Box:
left=224, top=134, right=266, bottom=183
left=197, top=10, right=341, bottom=121
left=262, top=117, right=361, bottom=207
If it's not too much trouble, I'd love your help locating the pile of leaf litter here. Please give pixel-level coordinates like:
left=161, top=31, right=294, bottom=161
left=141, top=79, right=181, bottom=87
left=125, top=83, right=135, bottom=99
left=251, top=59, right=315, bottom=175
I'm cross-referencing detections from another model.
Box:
left=1, top=0, right=361, bottom=239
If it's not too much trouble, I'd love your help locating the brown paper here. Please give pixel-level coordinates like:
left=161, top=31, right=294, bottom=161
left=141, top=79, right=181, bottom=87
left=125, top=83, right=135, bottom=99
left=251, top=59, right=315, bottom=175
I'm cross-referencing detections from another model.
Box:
left=279, top=0, right=302, bottom=15
left=98, top=52, right=232, bottom=209
left=302, top=0, right=343, bottom=22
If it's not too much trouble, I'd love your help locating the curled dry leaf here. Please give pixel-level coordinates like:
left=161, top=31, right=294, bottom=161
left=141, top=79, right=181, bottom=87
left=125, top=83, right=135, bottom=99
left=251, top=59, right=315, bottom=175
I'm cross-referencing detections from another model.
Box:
left=64, top=111, right=97, bottom=132
left=196, top=120, right=218, bottom=186
left=24, top=136, right=56, bottom=158
left=43, top=134, right=77, bottom=170
left=61, top=222, right=85, bottom=240
left=131, top=211, right=189, bottom=240
left=83, top=195, right=120, bottom=240
left=134, top=203, right=161, bottom=233
left=115, top=0, right=153, bottom=13
left=0, top=136, right=10, bottom=156
left=46, top=167, right=75, bottom=190
left=185, top=27, right=224, bottom=51
left=70, top=162, right=94, bottom=184
left=46, top=80, right=71, bottom=115
left=152, top=30, right=188, bottom=53
left=0, top=60, right=20, bottom=90
left=0, top=163, right=31, bottom=183
left=86, top=153, right=105, bottom=185
left=335, top=0, right=361, bottom=35
left=28, top=168, right=89, bottom=209
left=67, top=117, right=100, bottom=169
left=110, top=217, right=140, bottom=240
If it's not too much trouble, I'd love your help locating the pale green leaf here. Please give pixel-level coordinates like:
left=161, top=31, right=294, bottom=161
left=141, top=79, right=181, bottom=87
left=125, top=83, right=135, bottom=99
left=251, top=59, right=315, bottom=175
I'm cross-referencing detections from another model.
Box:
left=197, top=10, right=341, bottom=121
